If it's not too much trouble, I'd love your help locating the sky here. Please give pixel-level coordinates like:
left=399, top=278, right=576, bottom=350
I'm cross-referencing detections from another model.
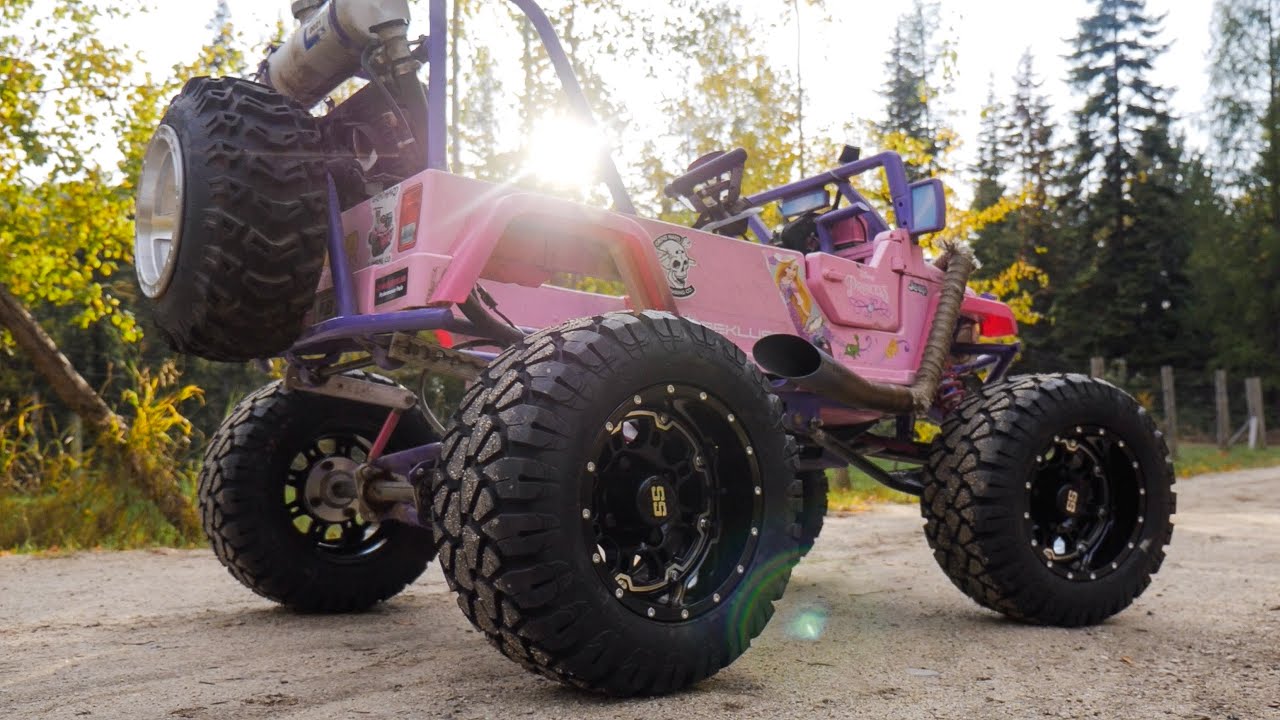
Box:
left=101, top=0, right=1217, bottom=196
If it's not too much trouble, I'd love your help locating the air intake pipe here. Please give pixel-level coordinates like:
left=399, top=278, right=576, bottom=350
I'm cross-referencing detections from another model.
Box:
left=752, top=242, right=978, bottom=415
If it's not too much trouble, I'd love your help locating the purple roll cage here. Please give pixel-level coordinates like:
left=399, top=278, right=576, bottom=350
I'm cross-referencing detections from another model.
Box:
left=291, top=0, right=1019, bottom=460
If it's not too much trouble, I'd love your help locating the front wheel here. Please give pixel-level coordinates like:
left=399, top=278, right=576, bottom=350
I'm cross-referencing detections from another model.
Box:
left=430, top=312, right=803, bottom=695
left=922, top=373, right=1175, bottom=626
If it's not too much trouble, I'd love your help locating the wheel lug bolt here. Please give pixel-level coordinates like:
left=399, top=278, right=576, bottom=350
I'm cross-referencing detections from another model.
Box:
left=754, top=486, right=762, bottom=496
left=605, top=422, right=613, bottom=432
left=750, top=527, right=758, bottom=537
left=699, top=392, right=708, bottom=401
left=680, top=609, right=690, bottom=619
left=713, top=593, right=721, bottom=603
left=615, top=588, right=624, bottom=598
left=582, top=509, right=591, bottom=519
left=592, top=553, right=601, bottom=564
left=745, top=446, right=754, bottom=456
left=736, top=564, right=745, bottom=574
left=586, top=462, right=596, bottom=472
left=647, top=607, right=656, bottom=618
left=727, top=413, right=736, bottom=423
left=667, top=385, right=675, bottom=394
left=634, top=395, right=643, bottom=405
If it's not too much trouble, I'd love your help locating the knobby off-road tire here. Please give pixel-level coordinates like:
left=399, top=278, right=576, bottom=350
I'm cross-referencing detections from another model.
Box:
left=430, top=312, right=804, bottom=695
left=922, top=373, right=1175, bottom=626
left=200, top=372, right=437, bottom=612
left=797, top=470, right=828, bottom=556
left=146, top=77, right=329, bottom=361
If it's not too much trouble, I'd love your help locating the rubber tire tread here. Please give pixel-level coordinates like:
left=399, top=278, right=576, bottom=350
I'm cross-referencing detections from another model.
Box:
left=922, top=373, right=1176, bottom=626
left=149, top=76, right=328, bottom=361
left=430, top=312, right=804, bottom=695
left=199, top=372, right=437, bottom=612
left=797, top=470, right=828, bottom=556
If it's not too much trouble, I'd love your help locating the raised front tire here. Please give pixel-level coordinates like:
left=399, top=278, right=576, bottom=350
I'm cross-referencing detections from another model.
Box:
left=199, top=373, right=437, bottom=612
left=430, top=312, right=803, bottom=696
left=922, top=373, right=1175, bottom=626
left=134, top=77, right=329, bottom=361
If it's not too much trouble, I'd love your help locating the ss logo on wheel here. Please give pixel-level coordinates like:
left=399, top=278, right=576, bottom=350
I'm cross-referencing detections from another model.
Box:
left=651, top=486, right=668, bottom=518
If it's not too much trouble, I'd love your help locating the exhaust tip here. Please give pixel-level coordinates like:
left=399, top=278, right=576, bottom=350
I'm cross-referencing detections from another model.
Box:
left=752, top=334, right=824, bottom=379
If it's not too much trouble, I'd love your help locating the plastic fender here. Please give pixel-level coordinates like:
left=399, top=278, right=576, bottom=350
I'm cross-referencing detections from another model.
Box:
left=960, top=293, right=1018, bottom=337
left=428, top=192, right=677, bottom=312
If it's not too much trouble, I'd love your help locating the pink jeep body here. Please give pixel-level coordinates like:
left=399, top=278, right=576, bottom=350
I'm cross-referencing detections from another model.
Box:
left=311, top=168, right=1017, bottom=428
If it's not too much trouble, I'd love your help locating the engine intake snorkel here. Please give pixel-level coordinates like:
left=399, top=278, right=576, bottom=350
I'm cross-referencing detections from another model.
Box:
left=752, top=241, right=978, bottom=415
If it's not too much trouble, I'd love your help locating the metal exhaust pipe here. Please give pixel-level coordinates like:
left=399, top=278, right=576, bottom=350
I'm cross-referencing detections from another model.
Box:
left=753, top=335, right=915, bottom=414
left=752, top=242, right=977, bottom=415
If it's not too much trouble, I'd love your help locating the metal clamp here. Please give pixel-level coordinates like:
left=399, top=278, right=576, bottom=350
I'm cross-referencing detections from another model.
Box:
left=284, top=366, right=418, bottom=411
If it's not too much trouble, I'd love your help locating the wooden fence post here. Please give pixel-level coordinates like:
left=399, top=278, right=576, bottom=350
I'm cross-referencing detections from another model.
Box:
left=1090, top=356, right=1105, bottom=378
left=1216, top=370, right=1230, bottom=450
left=1160, top=366, right=1178, bottom=459
left=1245, top=377, right=1266, bottom=450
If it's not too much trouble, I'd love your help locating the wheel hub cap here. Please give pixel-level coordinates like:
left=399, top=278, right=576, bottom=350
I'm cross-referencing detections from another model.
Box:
left=135, top=124, right=185, bottom=299
left=582, top=385, right=763, bottom=622
left=1028, top=426, right=1146, bottom=580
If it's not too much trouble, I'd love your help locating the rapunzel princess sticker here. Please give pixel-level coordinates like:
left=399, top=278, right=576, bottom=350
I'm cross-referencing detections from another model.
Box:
left=768, top=254, right=834, bottom=352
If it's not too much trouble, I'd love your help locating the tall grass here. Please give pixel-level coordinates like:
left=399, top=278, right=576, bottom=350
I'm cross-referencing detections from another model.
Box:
left=0, top=362, right=203, bottom=552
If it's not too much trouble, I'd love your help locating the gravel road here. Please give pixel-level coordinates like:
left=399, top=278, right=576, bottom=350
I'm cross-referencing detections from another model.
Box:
left=2, top=467, right=1278, bottom=719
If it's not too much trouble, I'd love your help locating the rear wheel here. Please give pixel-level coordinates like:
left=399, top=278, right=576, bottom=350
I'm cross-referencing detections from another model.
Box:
left=200, top=373, right=437, bottom=612
left=922, top=374, right=1175, bottom=626
left=430, top=312, right=803, bottom=695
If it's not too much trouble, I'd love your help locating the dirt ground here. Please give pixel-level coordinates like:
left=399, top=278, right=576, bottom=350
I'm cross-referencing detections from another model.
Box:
left=2, top=467, right=1278, bottom=720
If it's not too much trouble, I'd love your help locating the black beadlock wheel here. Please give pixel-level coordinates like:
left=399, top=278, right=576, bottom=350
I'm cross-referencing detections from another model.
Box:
left=429, top=312, right=804, bottom=696
left=136, top=76, right=330, bottom=361
left=199, top=372, right=437, bottom=612
left=922, top=373, right=1176, bottom=626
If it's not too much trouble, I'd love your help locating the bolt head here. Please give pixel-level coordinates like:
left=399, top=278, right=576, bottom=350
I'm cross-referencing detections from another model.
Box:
left=586, top=461, right=596, bottom=472
left=592, top=553, right=601, bottom=564
left=666, top=385, right=675, bottom=394
left=727, top=413, right=736, bottom=422
left=615, top=588, right=624, bottom=598
left=713, top=593, right=721, bottom=603
left=745, top=446, right=754, bottom=456
left=699, top=392, right=708, bottom=401
left=754, top=486, right=762, bottom=496
left=680, top=609, right=690, bottom=620
left=646, top=607, right=656, bottom=618
left=737, top=564, right=745, bottom=574
left=582, top=508, right=591, bottom=519
left=750, top=527, right=758, bottom=537
left=634, top=395, right=643, bottom=405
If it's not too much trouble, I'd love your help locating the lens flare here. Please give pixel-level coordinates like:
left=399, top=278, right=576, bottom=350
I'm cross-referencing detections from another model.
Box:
left=525, top=114, right=603, bottom=191
left=787, top=605, right=829, bottom=641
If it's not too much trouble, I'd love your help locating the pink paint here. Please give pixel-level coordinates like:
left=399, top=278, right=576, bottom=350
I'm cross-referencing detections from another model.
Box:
left=316, top=171, right=1018, bottom=413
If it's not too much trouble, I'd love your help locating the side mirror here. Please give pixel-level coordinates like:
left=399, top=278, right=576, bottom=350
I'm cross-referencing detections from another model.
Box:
left=907, top=179, right=946, bottom=237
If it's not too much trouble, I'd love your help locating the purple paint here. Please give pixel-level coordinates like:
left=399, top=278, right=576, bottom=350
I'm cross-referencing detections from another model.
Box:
left=325, top=173, right=357, bottom=318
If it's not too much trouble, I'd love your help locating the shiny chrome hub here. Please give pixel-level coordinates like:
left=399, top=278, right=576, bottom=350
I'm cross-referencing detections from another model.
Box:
left=134, top=124, right=184, bottom=299
left=303, top=456, right=361, bottom=524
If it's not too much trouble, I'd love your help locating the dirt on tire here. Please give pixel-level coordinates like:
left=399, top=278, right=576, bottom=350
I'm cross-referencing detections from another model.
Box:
left=2, top=466, right=1277, bottom=719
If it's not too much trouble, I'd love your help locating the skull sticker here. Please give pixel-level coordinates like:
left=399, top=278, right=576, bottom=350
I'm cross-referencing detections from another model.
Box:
left=654, top=233, right=697, bottom=298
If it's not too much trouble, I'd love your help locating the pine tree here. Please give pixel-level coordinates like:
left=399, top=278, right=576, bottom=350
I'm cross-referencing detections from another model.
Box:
left=1049, top=0, right=1185, bottom=370
left=874, top=0, right=951, bottom=174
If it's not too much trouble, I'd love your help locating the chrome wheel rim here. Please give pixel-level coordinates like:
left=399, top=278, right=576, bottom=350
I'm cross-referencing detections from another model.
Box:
left=134, top=124, right=184, bottom=299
